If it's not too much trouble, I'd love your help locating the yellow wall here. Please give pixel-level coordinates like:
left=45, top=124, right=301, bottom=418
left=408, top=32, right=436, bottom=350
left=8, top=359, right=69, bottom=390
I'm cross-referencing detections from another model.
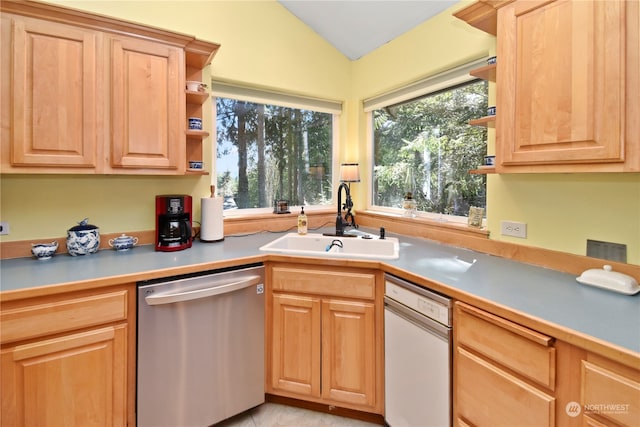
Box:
left=0, top=0, right=350, bottom=241
left=348, top=2, right=640, bottom=265
left=348, top=1, right=495, bottom=218
left=1, top=1, right=639, bottom=264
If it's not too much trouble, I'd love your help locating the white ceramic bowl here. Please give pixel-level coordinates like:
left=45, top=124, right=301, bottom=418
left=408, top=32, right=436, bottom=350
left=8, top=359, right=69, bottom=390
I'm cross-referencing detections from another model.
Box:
left=31, top=241, right=59, bottom=260
left=109, top=234, right=138, bottom=251
left=186, top=81, right=203, bottom=91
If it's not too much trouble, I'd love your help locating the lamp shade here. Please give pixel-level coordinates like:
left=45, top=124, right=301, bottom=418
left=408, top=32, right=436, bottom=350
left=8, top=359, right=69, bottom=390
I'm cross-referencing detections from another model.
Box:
left=340, top=163, right=360, bottom=182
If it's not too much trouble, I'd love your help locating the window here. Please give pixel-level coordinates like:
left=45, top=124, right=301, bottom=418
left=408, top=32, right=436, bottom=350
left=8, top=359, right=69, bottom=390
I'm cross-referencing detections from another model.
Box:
left=366, top=60, right=488, bottom=220
left=213, top=83, right=340, bottom=211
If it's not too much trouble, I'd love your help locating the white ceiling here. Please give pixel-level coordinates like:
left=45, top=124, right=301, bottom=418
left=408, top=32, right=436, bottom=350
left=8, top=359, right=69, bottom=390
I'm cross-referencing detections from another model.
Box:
left=278, top=0, right=458, bottom=60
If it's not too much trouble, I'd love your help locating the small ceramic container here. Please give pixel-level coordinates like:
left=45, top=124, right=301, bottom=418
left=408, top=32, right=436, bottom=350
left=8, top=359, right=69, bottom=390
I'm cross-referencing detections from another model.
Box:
left=108, top=234, right=138, bottom=251
left=186, top=81, right=202, bottom=91
left=67, top=218, right=100, bottom=256
left=484, top=155, right=496, bottom=166
left=189, top=160, right=203, bottom=170
left=487, top=56, right=497, bottom=65
left=487, top=106, right=496, bottom=116
left=31, top=241, right=58, bottom=260
left=188, top=117, right=202, bottom=130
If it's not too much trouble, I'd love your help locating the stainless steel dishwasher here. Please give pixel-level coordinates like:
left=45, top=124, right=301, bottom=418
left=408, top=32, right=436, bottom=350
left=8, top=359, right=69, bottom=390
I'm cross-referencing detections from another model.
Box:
left=137, top=264, right=265, bottom=427
left=384, top=274, right=452, bottom=427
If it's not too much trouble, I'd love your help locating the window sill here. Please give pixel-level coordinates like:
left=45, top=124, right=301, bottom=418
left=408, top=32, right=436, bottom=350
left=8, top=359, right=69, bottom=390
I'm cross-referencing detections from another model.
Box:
left=223, top=207, right=336, bottom=235
left=357, top=210, right=490, bottom=240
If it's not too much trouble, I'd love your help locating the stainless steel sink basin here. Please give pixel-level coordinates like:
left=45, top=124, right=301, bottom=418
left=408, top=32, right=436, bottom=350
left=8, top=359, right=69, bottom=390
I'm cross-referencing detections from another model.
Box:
left=259, top=232, right=399, bottom=260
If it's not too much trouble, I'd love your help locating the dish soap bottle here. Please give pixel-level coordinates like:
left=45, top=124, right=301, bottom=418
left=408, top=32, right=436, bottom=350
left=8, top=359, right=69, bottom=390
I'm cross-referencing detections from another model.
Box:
left=297, top=207, right=308, bottom=235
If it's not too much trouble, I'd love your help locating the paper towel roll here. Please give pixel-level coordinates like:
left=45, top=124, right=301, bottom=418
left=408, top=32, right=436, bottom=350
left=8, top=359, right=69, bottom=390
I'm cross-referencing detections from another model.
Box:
left=200, top=197, right=224, bottom=242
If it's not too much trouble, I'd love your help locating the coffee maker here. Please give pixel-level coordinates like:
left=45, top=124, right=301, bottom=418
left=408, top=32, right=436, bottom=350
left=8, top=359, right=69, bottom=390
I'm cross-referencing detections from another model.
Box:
left=155, top=195, right=192, bottom=251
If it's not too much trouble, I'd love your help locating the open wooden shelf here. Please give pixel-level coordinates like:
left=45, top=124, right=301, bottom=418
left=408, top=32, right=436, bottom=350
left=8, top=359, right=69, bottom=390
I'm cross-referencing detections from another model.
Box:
left=452, top=0, right=498, bottom=36
left=470, top=63, right=496, bottom=82
left=470, top=166, right=496, bottom=174
left=185, top=169, right=210, bottom=175
left=186, top=90, right=209, bottom=104
left=185, top=129, right=210, bottom=138
left=468, top=115, right=496, bottom=127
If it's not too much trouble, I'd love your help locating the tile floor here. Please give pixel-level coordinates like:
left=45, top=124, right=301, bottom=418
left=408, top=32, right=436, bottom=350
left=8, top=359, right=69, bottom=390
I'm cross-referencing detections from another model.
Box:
left=214, top=402, right=383, bottom=427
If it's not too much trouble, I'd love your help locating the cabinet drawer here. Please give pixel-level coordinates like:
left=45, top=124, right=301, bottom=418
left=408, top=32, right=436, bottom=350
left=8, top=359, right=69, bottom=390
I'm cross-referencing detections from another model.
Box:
left=455, top=347, right=555, bottom=427
left=272, top=267, right=375, bottom=299
left=455, top=302, right=556, bottom=390
left=1, top=290, right=128, bottom=344
left=581, top=360, right=640, bottom=426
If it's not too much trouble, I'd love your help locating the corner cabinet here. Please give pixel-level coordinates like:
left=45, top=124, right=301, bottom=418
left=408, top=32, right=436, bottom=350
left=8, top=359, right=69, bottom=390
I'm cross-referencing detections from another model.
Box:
left=0, top=0, right=219, bottom=175
left=0, top=284, right=136, bottom=427
left=265, top=262, right=384, bottom=415
left=455, top=0, right=640, bottom=173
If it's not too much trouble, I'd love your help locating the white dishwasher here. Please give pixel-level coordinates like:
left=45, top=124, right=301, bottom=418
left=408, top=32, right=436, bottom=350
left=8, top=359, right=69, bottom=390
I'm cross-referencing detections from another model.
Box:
left=137, top=264, right=265, bottom=427
left=384, top=274, right=452, bottom=427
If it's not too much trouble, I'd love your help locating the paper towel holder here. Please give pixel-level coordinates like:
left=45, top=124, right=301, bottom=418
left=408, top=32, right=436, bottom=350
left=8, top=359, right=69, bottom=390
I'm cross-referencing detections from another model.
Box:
left=200, top=186, right=225, bottom=243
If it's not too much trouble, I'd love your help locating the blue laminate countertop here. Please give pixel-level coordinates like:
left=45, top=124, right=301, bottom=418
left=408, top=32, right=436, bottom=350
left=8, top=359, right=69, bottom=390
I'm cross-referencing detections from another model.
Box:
left=2, top=228, right=639, bottom=355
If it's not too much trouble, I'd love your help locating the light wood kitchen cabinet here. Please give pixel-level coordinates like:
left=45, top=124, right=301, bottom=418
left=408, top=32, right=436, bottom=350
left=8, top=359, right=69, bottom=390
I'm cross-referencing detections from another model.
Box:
left=271, top=292, right=322, bottom=397
left=454, top=301, right=556, bottom=427
left=0, top=284, right=136, bottom=427
left=108, top=35, right=184, bottom=172
left=580, top=352, right=640, bottom=427
left=455, top=0, right=639, bottom=173
left=0, top=14, right=102, bottom=172
left=266, top=263, right=384, bottom=414
left=0, top=0, right=219, bottom=175
left=496, top=0, right=640, bottom=172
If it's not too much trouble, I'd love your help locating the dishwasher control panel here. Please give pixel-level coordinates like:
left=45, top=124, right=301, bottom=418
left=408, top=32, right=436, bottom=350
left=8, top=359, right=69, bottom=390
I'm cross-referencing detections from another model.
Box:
left=385, top=280, right=450, bottom=326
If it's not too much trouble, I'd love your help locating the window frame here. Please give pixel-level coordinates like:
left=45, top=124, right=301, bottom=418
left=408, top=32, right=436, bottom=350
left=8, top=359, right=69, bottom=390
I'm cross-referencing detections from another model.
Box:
left=364, top=58, right=488, bottom=225
left=211, top=80, right=342, bottom=216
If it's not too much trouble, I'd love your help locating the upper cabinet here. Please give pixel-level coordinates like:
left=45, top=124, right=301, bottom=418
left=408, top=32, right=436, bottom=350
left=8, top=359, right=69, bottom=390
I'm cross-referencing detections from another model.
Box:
left=0, top=0, right=219, bottom=175
left=497, top=0, right=639, bottom=172
left=1, top=15, right=102, bottom=172
left=455, top=0, right=640, bottom=173
left=108, top=35, right=185, bottom=172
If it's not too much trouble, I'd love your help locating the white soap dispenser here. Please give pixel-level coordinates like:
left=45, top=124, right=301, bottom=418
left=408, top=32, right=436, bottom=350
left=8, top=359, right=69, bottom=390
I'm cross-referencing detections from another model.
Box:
left=297, top=206, right=307, bottom=235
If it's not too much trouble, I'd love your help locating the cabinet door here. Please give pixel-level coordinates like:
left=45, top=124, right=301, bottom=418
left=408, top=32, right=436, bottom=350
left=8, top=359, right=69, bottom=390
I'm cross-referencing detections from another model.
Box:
left=2, top=15, right=100, bottom=170
left=270, top=293, right=321, bottom=397
left=322, top=298, right=376, bottom=408
left=581, top=356, right=640, bottom=427
left=455, top=347, right=555, bottom=427
left=1, top=325, right=128, bottom=427
left=497, top=0, right=630, bottom=167
left=109, top=36, right=185, bottom=172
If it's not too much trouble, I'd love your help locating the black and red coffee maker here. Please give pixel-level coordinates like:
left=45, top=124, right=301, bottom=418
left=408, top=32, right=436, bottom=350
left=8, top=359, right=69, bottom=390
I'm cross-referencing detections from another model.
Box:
left=155, top=195, right=192, bottom=251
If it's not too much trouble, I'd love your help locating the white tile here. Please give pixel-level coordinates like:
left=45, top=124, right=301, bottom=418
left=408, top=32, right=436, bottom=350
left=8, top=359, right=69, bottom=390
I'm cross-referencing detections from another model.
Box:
left=214, top=403, right=381, bottom=427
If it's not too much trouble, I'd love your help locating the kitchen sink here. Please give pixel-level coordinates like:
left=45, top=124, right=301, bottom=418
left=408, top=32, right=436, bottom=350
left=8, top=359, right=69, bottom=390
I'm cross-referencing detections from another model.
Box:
left=259, top=232, right=399, bottom=260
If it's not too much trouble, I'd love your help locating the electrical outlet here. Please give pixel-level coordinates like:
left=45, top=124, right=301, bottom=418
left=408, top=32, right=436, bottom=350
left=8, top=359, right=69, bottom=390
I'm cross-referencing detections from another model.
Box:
left=0, top=222, right=9, bottom=235
left=501, top=220, right=527, bottom=238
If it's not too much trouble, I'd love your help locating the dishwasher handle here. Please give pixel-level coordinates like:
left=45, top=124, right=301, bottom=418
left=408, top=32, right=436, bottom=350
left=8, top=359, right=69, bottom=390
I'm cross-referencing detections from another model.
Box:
left=145, top=274, right=262, bottom=306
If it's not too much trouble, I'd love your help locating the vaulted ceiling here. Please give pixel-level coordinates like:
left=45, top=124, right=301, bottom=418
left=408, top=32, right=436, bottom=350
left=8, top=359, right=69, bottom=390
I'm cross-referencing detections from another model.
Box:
left=278, top=0, right=458, bottom=60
